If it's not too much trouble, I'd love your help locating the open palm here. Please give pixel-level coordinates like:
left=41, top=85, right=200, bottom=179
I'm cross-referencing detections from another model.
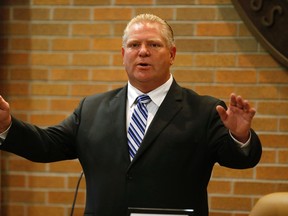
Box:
left=216, top=93, right=256, bottom=143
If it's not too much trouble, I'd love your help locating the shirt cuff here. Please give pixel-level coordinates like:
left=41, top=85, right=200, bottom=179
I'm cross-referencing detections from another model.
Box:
left=0, top=123, right=12, bottom=144
left=229, top=130, right=251, bottom=148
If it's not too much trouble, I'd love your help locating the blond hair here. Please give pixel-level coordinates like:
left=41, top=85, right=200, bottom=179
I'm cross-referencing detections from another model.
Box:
left=122, top=14, right=175, bottom=48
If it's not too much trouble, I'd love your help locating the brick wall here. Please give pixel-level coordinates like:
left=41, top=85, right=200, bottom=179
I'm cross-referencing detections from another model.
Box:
left=0, top=0, right=287, bottom=216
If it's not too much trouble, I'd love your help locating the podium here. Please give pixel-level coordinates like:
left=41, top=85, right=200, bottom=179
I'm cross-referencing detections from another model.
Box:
left=128, top=208, right=194, bottom=216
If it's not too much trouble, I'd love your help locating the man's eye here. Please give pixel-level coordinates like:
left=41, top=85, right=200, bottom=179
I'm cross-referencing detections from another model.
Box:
left=128, top=43, right=140, bottom=48
left=149, top=43, right=161, bottom=48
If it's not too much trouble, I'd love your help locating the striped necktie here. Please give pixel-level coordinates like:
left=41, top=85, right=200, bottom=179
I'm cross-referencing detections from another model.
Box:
left=127, top=94, right=151, bottom=159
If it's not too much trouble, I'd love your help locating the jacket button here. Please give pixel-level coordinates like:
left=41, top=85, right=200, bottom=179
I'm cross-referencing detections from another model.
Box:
left=127, top=175, right=132, bottom=180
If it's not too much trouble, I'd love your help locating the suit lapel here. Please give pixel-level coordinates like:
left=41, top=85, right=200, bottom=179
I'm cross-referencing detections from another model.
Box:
left=109, top=86, right=131, bottom=164
left=128, top=80, right=183, bottom=168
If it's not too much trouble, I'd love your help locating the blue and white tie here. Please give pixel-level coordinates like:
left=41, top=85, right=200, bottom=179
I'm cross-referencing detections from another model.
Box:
left=127, top=94, right=151, bottom=159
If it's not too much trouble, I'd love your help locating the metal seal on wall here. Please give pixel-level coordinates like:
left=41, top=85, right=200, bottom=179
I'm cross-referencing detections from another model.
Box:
left=231, top=0, right=288, bottom=68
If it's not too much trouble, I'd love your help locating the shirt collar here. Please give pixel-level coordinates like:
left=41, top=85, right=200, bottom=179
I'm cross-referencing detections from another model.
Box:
left=127, top=74, right=173, bottom=108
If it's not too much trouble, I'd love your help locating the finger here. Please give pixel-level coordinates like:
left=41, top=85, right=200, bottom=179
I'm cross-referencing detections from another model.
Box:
left=236, top=95, right=245, bottom=109
left=216, top=105, right=227, bottom=121
left=229, top=93, right=237, bottom=106
left=250, top=108, right=256, bottom=118
left=240, top=98, right=257, bottom=118
left=242, top=99, right=252, bottom=111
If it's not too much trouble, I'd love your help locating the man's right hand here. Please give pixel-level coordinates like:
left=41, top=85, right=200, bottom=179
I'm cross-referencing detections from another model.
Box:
left=0, top=95, right=12, bottom=133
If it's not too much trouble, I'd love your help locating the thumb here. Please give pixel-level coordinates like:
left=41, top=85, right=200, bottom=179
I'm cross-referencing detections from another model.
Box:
left=216, top=105, right=227, bottom=121
left=0, top=95, right=12, bottom=132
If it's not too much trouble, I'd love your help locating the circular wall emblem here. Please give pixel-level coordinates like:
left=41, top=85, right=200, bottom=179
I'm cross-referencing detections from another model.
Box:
left=231, top=0, right=288, bottom=68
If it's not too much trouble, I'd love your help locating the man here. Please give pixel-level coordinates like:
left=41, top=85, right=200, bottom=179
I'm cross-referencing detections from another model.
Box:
left=0, top=14, right=261, bottom=216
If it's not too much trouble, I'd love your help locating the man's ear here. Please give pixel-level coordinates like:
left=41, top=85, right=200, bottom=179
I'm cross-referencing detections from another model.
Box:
left=170, top=46, right=176, bottom=65
left=121, top=47, right=125, bottom=57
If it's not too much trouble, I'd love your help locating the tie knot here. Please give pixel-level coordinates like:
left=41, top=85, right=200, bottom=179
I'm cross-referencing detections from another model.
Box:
left=136, top=94, right=151, bottom=105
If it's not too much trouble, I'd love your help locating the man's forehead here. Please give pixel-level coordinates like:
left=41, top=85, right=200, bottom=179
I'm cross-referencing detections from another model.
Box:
left=127, top=22, right=163, bottom=40
left=131, top=21, right=160, bottom=30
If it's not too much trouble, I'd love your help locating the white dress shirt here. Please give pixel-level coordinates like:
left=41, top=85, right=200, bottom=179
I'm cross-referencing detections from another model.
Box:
left=126, top=74, right=173, bottom=134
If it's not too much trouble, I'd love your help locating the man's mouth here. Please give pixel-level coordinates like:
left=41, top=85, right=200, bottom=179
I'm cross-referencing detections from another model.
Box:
left=138, top=63, right=150, bottom=67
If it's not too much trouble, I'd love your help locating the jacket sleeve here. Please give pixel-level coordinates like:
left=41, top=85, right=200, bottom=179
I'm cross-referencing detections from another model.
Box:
left=209, top=100, right=262, bottom=169
left=0, top=99, right=85, bottom=162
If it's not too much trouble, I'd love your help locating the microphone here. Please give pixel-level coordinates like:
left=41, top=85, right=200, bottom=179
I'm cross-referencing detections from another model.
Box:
left=70, top=171, right=84, bottom=216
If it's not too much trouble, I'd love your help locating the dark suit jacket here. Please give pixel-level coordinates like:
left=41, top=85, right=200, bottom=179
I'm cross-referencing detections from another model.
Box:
left=1, top=80, right=262, bottom=216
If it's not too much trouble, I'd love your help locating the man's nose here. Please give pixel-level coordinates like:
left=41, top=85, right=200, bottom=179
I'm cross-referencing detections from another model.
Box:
left=139, top=44, right=150, bottom=57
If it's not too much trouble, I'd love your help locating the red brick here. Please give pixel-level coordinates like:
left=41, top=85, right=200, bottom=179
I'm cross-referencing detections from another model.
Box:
left=0, top=7, right=10, bottom=20
left=197, top=23, right=237, bottom=36
left=10, top=68, right=49, bottom=80
left=1, top=174, right=26, bottom=187
left=279, top=150, right=288, bottom=163
left=195, top=85, right=234, bottom=99
left=116, top=0, right=152, bottom=4
left=72, top=23, right=111, bottom=36
left=10, top=98, right=49, bottom=111
left=71, top=84, right=109, bottom=96
left=280, top=118, right=288, bottom=131
left=31, top=24, right=69, bottom=35
left=173, top=69, right=214, bottom=83
left=51, top=99, right=80, bottom=111
left=212, top=164, right=254, bottom=179
left=238, top=54, right=279, bottom=67
left=8, top=189, right=46, bottom=203
left=31, top=53, right=69, bottom=66
left=157, top=0, right=196, bottom=4
left=0, top=83, right=29, bottom=96
left=68, top=175, right=86, bottom=189
left=210, top=196, right=252, bottom=211
left=49, top=191, right=85, bottom=204
left=31, top=83, right=69, bottom=96
left=94, top=8, right=132, bottom=20
left=0, top=205, right=25, bottom=216
left=259, top=134, right=288, bottom=148
left=27, top=206, right=65, bottom=216
left=135, top=8, right=174, bottom=20
left=2, top=23, right=30, bottom=35
left=208, top=180, right=231, bottom=194
left=256, top=166, right=288, bottom=180
left=30, top=114, right=67, bottom=125
left=177, top=8, right=216, bottom=20
left=33, top=0, right=69, bottom=5
left=175, top=39, right=215, bottom=52
left=52, top=38, right=90, bottom=51
left=217, top=38, right=258, bottom=51
left=72, top=54, right=110, bottom=66
left=258, top=102, right=288, bottom=115
left=259, top=70, right=288, bottom=83
left=199, top=0, right=230, bottom=4
left=28, top=175, right=65, bottom=188
left=49, top=160, right=82, bottom=173
left=91, top=69, right=127, bottom=81
left=0, top=53, right=29, bottom=65
left=11, top=38, right=49, bottom=50
left=195, top=54, right=236, bottom=67
left=216, top=70, right=257, bottom=83
left=252, top=117, right=278, bottom=132
left=234, top=182, right=276, bottom=195
left=13, top=8, right=50, bottom=20
left=74, top=0, right=110, bottom=4
left=50, top=69, right=89, bottom=81
left=259, top=150, right=276, bottom=163
left=53, top=8, right=90, bottom=20
left=93, top=38, right=122, bottom=51
left=8, top=158, right=46, bottom=172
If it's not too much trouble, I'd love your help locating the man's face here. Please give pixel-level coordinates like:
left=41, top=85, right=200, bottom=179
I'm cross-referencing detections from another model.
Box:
left=122, top=22, right=176, bottom=93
